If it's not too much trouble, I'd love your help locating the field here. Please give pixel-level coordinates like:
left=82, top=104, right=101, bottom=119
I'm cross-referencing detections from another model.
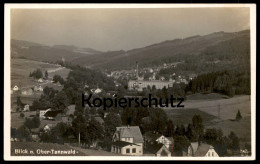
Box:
left=10, top=59, right=71, bottom=112
left=164, top=108, right=217, bottom=126
left=11, top=111, right=37, bottom=129
left=164, top=93, right=251, bottom=145
left=11, top=58, right=70, bottom=87
left=11, top=142, right=119, bottom=156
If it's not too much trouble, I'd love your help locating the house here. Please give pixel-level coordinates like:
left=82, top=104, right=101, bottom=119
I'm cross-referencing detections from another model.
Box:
left=156, top=135, right=173, bottom=149
left=111, top=126, right=144, bottom=156
left=23, top=104, right=30, bottom=112
left=66, top=105, right=76, bottom=116
left=94, top=88, right=102, bottom=94
left=187, top=142, right=219, bottom=157
left=144, top=143, right=171, bottom=157
left=21, top=88, right=33, bottom=96
left=38, top=78, right=43, bottom=83
left=31, top=134, right=40, bottom=142
left=13, top=85, right=19, bottom=91
left=42, top=124, right=56, bottom=132
left=240, top=149, right=249, bottom=156
left=34, top=85, right=43, bottom=92
left=39, top=108, right=52, bottom=119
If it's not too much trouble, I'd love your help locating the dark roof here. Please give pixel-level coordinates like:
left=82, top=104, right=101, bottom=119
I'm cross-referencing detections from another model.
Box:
left=45, top=110, right=62, bottom=117
left=144, top=143, right=166, bottom=154
left=194, top=143, right=212, bottom=156
left=112, top=141, right=140, bottom=148
left=189, top=142, right=213, bottom=156
left=143, top=132, right=161, bottom=142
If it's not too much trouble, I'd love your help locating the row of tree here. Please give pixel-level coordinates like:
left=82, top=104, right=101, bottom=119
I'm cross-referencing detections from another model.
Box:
left=29, top=69, right=48, bottom=79
left=186, top=70, right=250, bottom=97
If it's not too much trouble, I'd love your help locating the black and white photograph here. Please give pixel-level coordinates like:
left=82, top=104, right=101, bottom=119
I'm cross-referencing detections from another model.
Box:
left=4, top=4, right=256, bottom=160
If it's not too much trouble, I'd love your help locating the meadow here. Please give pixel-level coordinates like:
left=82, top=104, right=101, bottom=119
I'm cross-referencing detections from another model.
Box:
left=164, top=93, right=252, bottom=146
left=11, top=58, right=70, bottom=87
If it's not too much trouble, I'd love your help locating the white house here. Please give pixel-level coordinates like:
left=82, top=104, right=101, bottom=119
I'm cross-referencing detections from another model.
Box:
left=13, top=85, right=19, bottom=91
left=111, top=126, right=144, bottom=156
left=187, top=142, right=219, bottom=157
left=39, top=108, right=52, bottom=119
left=34, top=85, right=43, bottom=92
left=42, top=124, right=55, bottom=132
left=94, top=88, right=102, bottom=94
left=23, top=104, right=30, bottom=112
left=156, top=135, right=173, bottom=149
left=21, top=88, right=33, bottom=96
left=38, top=78, right=43, bottom=83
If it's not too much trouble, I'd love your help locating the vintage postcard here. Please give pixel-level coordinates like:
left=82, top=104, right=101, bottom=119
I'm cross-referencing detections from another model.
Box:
left=4, top=3, right=256, bottom=161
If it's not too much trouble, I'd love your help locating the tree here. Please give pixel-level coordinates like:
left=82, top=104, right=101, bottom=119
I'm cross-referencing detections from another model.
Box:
left=173, top=136, right=190, bottom=156
left=192, top=115, right=204, bottom=141
left=24, top=116, right=40, bottom=129
left=185, top=123, right=193, bottom=140
left=235, top=110, right=242, bottom=121
left=20, top=113, right=25, bottom=118
left=52, top=91, right=70, bottom=110
left=16, top=96, right=23, bottom=108
left=17, top=125, right=30, bottom=141
left=204, top=128, right=218, bottom=145
left=103, top=112, right=122, bottom=150
left=53, top=74, right=65, bottom=84
left=86, top=118, right=104, bottom=146
left=30, top=69, right=43, bottom=79
left=228, top=131, right=240, bottom=151
left=71, top=114, right=88, bottom=145
left=45, top=70, right=48, bottom=79
left=53, top=122, right=70, bottom=144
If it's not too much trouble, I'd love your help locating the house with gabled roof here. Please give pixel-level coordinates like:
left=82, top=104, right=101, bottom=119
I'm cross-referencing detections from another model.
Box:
left=156, top=135, right=174, bottom=149
left=111, top=126, right=144, bottom=156
left=187, top=142, right=219, bottom=157
left=144, top=142, right=171, bottom=157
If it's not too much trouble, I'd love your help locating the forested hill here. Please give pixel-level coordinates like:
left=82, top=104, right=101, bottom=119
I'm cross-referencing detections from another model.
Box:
left=11, top=30, right=250, bottom=75
left=70, top=30, right=250, bottom=73
left=11, top=39, right=103, bottom=62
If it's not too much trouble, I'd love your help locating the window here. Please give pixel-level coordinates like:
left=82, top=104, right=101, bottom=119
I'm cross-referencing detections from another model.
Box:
left=212, top=152, right=214, bottom=156
left=126, top=148, right=130, bottom=153
left=208, top=152, right=210, bottom=156
left=132, top=148, right=136, bottom=153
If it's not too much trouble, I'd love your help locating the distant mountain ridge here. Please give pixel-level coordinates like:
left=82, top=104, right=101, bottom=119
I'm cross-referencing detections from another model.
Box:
left=70, top=30, right=250, bottom=71
left=11, top=30, right=250, bottom=73
left=11, top=39, right=103, bottom=62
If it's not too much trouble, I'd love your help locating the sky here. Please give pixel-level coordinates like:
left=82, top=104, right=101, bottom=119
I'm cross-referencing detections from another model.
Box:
left=11, top=7, right=250, bottom=51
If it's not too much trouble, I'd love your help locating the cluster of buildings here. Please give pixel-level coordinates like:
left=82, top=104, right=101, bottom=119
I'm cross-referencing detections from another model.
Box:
left=11, top=85, right=43, bottom=95
left=110, top=126, right=219, bottom=157
left=127, top=63, right=176, bottom=92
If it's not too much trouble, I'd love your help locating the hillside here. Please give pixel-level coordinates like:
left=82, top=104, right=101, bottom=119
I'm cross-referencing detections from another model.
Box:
left=11, top=39, right=102, bottom=62
left=11, top=30, right=250, bottom=74
left=71, top=30, right=250, bottom=72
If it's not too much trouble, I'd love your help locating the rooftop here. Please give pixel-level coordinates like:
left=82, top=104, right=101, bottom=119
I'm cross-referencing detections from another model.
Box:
left=116, top=126, right=144, bottom=143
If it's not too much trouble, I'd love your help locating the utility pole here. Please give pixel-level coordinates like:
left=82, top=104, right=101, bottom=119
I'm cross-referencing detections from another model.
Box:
left=78, top=132, right=81, bottom=147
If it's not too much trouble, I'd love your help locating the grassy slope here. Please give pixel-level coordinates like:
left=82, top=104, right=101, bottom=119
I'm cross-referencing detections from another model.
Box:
left=164, top=94, right=251, bottom=143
